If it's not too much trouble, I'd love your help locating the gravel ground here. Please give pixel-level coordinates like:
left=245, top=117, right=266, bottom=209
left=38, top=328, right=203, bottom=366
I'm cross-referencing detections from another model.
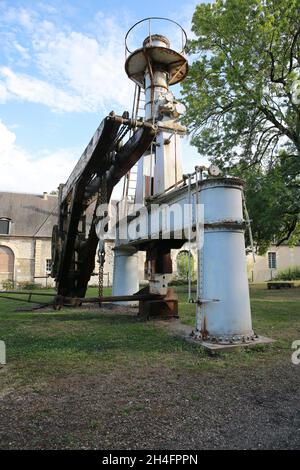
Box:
left=0, top=357, right=299, bottom=449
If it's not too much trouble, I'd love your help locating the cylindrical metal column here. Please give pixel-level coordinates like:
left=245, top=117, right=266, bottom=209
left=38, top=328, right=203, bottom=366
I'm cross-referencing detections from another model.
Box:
left=196, top=177, right=254, bottom=343
left=112, top=247, right=139, bottom=306
left=144, top=70, right=169, bottom=120
left=143, top=35, right=169, bottom=121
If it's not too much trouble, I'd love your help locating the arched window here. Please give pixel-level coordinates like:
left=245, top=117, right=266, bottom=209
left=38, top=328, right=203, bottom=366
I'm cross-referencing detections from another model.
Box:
left=0, top=218, right=11, bottom=235
left=0, top=245, right=14, bottom=281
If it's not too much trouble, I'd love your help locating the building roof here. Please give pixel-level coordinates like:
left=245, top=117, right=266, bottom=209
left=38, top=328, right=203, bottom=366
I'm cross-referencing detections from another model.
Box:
left=0, top=191, right=58, bottom=238
left=0, top=191, right=121, bottom=239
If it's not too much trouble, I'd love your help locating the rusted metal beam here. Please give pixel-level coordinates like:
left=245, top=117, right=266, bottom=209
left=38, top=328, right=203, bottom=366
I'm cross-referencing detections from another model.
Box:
left=73, top=127, right=156, bottom=299
left=106, top=126, right=155, bottom=190
left=61, top=115, right=121, bottom=203
left=0, top=290, right=164, bottom=307
left=0, top=293, right=52, bottom=306
left=63, top=293, right=164, bottom=303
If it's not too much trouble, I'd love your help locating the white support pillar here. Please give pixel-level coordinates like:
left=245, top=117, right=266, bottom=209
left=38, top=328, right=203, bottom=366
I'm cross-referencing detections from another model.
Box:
left=112, top=247, right=139, bottom=306
left=153, top=131, right=183, bottom=195
left=196, top=178, right=254, bottom=343
left=135, top=151, right=154, bottom=205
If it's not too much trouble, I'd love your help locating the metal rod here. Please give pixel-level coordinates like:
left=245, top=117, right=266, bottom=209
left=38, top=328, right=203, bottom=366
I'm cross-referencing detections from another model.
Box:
left=242, top=193, right=256, bottom=263
left=195, top=167, right=202, bottom=334
left=124, top=17, right=187, bottom=55
left=0, top=291, right=164, bottom=306
left=109, top=113, right=156, bottom=130
left=0, top=290, right=57, bottom=297
left=0, top=294, right=52, bottom=306
left=187, top=174, right=193, bottom=303
left=68, top=293, right=164, bottom=303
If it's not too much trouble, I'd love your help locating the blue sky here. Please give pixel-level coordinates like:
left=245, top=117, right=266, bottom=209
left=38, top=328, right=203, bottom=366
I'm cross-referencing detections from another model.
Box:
left=0, top=0, right=208, bottom=195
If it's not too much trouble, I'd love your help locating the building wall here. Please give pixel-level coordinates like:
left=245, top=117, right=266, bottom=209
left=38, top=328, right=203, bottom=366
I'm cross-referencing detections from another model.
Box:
left=0, top=237, right=55, bottom=287
left=0, top=237, right=34, bottom=286
left=247, top=245, right=300, bottom=282
left=0, top=245, right=14, bottom=285
left=33, top=238, right=55, bottom=287
left=0, top=237, right=147, bottom=290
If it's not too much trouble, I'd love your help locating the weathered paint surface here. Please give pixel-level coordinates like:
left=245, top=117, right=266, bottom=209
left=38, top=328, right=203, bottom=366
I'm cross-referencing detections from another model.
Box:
left=197, top=179, right=254, bottom=343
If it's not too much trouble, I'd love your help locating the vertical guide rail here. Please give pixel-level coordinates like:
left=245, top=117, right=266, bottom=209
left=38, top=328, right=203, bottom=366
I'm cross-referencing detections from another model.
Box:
left=148, top=18, right=152, bottom=44
left=195, top=168, right=203, bottom=336
left=187, top=174, right=193, bottom=303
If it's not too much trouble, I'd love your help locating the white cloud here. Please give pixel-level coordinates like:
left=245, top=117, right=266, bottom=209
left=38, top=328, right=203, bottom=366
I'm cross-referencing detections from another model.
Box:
left=13, top=41, right=30, bottom=60
left=0, top=66, right=86, bottom=112
left=35, top=29, right=133, bottom=112
left=0, top=120, right=16, bottom=153
left=0, top=7, right=134, bottom=113
left=0, top=3, right=200, bottom=114
left=0, top=3, right=204, bottom=195
left=0, top=81, right=10, bottom=103
left=0, top=121, right=78, bottom=193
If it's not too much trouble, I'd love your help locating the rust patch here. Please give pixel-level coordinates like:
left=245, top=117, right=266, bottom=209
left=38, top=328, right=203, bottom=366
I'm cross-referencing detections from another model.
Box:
left=139, top=287, right=178, bottom=319
left=201, top=315, right=209, bottom=340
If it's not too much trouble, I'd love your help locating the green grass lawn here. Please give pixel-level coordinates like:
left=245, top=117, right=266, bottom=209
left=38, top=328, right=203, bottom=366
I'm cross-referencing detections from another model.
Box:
left=0, top=284, right=300, bottom=392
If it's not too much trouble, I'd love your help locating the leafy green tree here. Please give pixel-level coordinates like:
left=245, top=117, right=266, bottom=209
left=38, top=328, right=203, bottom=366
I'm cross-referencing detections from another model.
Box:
left=177, top=251, right=195, bottom=279
left=182, top=0, right=300, bottom=251
left=232, top=159, right=300, bottom=254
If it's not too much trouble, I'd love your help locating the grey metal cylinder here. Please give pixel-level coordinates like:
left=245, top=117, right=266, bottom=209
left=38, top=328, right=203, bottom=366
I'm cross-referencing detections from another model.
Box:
left=112, top=247, right=139, bottom=306
left=144, top=36, right=169, bottom=121
left=197, top=177, right=254, bottom=343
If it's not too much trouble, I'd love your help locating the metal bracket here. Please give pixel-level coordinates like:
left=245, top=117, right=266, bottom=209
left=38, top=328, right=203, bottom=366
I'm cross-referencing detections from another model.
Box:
left=189, top=298, right=219, bottom=305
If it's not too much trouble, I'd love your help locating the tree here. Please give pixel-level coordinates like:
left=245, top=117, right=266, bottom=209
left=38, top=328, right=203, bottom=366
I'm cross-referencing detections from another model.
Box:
left=177, top=251, right=195, bottom=279
left=182, top=0, right=300, bottom=251
left=232, top=159, right=300, bottom=254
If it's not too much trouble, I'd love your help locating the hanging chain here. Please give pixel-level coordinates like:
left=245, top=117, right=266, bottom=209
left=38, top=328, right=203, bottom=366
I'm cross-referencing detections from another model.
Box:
left=96, top=175, right=107, bottom=305
left=98, top=248, right=105, bottom=303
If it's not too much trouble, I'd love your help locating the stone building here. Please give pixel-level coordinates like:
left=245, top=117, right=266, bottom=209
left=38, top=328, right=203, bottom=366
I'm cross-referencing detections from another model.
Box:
left=247, top=244, right=300, bottom=282
left=0, top=191, right=58, bottom=288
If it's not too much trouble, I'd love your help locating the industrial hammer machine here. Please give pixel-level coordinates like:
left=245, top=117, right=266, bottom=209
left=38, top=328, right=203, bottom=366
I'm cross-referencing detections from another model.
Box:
left=51, top=18, right=259, bottom=346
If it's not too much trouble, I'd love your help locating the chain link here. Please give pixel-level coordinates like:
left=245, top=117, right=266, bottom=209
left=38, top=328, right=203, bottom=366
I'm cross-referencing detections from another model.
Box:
left=96, top=175, right=107, bottom=305
left=98, top=250, right=105, bottom=301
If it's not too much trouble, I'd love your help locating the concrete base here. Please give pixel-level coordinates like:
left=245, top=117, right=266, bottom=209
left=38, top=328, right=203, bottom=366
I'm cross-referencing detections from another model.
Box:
left=158, top=319, right=274, bottom=352
left=190, top=335, right=275, bottom=353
